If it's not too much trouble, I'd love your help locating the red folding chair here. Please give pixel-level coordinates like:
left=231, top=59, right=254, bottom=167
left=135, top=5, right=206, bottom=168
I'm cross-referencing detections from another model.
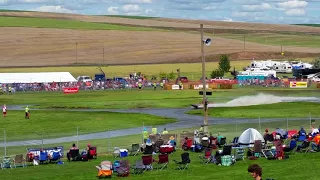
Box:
left=142, top=155, right=153, bottom=171
left=156, top=154, right=169, bottom=170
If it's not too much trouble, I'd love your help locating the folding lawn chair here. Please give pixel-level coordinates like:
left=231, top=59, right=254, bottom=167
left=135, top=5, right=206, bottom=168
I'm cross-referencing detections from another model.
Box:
left=1, top=157, right=13, bottom=169
left=131, top=160, right=144, bottom=174
left=299, top=141, right=311, bottom=153
left=284, top=139, right=297, bottom=155
left=222, top=145, right=232, bottom=156
left=39, top=152, right=48, bottom=164
left=142, top=155, right=153, bottom=171
left=235, top=148, right=245, bottom=161
left=219, top=137, right=226, bottom=148
left=117, top=160, right=130, bottom=177
left=113, top=147, right=120, bottom=158
left=174, top=152, right=190, bottom=170
left=199, top=148, right=213, bottom=164
left=69, top=149, right=81, bottom=161
left=254, top=140, right=262, bottom=158
left=49, top=152, right=61, bottom=163
left=96, top=161, right=113, bottom=178
left=231, top=137, right=239, bottom=146
left=129, top=144, right=140, bottom=156
left=156, top=154, right=169, bottom=170
left=89, top=146, right=97, bottom=159
left=13, top=154, right=27, bottom=168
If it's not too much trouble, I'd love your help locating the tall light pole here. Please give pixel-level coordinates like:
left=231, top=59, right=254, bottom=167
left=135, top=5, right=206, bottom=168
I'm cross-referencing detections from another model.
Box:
left=76, top=42, right=78, bottom=64
left=0, top=128, right=6, bottom=156
left=200, top=24, right=211, bottom=134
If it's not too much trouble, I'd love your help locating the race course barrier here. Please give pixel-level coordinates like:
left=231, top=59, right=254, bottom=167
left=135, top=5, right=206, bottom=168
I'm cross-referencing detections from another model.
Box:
left=63, top=87, right=79, bottom=94
left=290, top=81, right=308, bottom=88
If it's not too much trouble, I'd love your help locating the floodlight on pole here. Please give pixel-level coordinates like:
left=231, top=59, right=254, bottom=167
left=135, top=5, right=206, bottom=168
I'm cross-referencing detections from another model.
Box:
left=200, top=24, right=211, bottom=134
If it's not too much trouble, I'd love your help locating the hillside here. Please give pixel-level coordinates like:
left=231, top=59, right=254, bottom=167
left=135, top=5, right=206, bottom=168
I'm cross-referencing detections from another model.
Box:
left=0, top=11, right=320, bottom=67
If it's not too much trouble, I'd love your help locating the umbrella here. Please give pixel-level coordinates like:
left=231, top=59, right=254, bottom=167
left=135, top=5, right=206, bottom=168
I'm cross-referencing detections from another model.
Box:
left=276, top=128, right=287, bottom=136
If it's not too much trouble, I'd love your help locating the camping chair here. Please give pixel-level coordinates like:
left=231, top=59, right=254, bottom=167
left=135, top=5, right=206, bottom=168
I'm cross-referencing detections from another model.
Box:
left=298, top=141, right=311, bottom=153
left=154, top=139, right=164, bottom=153
left=231, top=137, right=239, bottom=146
left=254, top=140, right=262, bottom=158
left=113, top=147, right=120, bottom=158
left=219, top=137, right=226, bottom=148
left=129, top=144, right=140, bottom=156
left=298, top=135, right=306, bottom=142
left=142, top=155, right=153, bottom=171
left=265, top=134, right=274, bottom=145
left=284, top=139, right=297, bottom=154
left=69, top=149, right=81, bottom=161
left=117, top=160, right=130, bottom=177
left=1, top=157, right=13, bottom=169
left=143, top=144, right=154, bottom=155
left=49, top=152, right=61, bottom=163
left=89, top=146, right=97, bottom=159
left=174, top=152, right=190, bottom=170
left=13, top=154, right=27, bottom=168
left=156, top=154, right=169, bottom=170
left=235, top=148, right=245, bottom=161
left=131, top=160, right=144, bottom=174
left=97, top=161, right=112, bottom=178
left=209, top=137, right=217, bottom=149
left=222, top=145, right=232, bottom=156
left=199, top=148, right=213, bottom=164
left=39, top=152, right=48, bottom=164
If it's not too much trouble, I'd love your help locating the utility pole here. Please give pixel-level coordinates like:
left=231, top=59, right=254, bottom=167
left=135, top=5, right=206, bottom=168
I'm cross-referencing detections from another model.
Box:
left=200, top=24, right=208, bottom=134
left=103, top=47, right=105, bottom=66
left=76, top=42, right=78, bottom=64
left=244, top=35, right=246, bottom=52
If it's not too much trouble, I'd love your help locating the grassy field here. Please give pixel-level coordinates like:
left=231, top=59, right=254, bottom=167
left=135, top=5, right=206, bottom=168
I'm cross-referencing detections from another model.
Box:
left=0, top=151, right=318, bottom=180
left=0, top=16, right=155, bottom=31
left=188, top=102, right=320, bottom=118
left=295, top=24, right=320, bottom=27
left=0, top=110, right=174, bottom=141
left=216, top=33, right=320, bottom=48
left=0, top=120, right=319, bottom=180
left=1, top=89, right=319, bottom=109
left=0, top=60, right=304, bottom=80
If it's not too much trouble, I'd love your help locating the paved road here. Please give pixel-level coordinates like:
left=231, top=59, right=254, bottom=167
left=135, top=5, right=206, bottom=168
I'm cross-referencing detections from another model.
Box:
left=0, top=106, right=318, bottom=147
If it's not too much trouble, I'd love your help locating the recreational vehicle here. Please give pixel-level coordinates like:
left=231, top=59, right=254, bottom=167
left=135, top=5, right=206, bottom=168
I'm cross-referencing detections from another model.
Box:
left=290, top=61, right=313, bottom=69
left=239, top=69, right=277, bottom=77
left=273, top=62, right=292, bottom=73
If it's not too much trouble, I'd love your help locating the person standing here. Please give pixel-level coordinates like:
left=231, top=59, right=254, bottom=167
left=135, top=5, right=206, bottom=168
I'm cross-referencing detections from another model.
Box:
left=153, top=82, right=157, bottom=90
left=2, top=104, right=7, bottom=117
left=25, top=106, right=30, bottom=119
left=160, top=82, right=164, bottom=89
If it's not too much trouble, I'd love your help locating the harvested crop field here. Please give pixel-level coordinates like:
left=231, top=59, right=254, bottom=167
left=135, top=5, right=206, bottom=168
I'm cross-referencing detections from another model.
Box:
left=1, top=11, right=320, bottom=67
left=1, top=27, right=320, bottom=67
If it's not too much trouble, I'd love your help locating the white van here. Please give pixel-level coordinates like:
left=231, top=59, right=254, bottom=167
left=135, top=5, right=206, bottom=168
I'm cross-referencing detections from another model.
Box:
left=77, top=76, right=92, bottom=82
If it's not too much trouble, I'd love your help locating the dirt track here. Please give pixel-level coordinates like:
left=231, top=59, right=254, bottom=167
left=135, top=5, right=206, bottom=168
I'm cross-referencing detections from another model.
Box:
left=1, top=12, right=320, bottom=67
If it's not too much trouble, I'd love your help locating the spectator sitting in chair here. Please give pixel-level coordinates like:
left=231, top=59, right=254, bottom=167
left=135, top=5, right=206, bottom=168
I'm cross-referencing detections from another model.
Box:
left=86, top=144, right=94, bottom=159
left=167, top=136, right=176, bottom=147
left=310, top=133, right=320, bottom=152
left=49, top=147, right=62, bottom=160
left=67, top=143, right=79, bottom=161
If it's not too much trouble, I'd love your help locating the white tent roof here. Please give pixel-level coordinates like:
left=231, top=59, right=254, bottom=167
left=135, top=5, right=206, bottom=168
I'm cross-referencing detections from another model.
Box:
left=238, top=128, right=265, bottom=145
left=0, top=72, right=77, bottom=83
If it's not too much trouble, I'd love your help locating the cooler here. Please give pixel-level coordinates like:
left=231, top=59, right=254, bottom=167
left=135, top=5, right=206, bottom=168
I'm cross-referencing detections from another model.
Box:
left=159, top=145, right=174, bottom=154
left=120, top=149, right=128, bottom=157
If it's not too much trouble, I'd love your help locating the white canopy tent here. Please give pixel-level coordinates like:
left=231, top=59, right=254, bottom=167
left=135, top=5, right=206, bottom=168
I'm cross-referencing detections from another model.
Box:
left=0, top=72, right=77, bottom=83
left=238, top=128, right=265, bottom=146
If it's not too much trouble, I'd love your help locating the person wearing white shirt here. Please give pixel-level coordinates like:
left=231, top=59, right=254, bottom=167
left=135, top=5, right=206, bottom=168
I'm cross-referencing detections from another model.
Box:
left=2, top=104, right=7, bottom=117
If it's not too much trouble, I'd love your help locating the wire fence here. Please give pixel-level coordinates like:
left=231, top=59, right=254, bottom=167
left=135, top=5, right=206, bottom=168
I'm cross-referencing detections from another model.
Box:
left=0, top=116, right=319, bottom=157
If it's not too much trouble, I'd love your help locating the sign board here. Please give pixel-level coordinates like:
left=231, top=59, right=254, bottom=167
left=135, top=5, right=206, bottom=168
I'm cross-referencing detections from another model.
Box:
left=289, top=81, right=308, bottom=88
left=27, top=146, right=64, bottom=157
left=172, top=84, right=183, bottom=90
left=63, top=87, right=79, bottom=94
left=194, top=84, right=209, bottom=90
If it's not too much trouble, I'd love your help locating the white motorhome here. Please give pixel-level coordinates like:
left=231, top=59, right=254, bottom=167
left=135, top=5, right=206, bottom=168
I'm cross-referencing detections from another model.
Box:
left=249, top=60, right=281, bottom=69
left=239, top=69, right=277, bottom=77
left=273, top=62, right=292, bottom=73
left=290, top=61, right=313, bottom=69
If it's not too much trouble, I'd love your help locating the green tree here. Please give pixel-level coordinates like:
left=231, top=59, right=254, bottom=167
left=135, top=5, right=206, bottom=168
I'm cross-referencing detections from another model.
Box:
left=168, top=71, right=176, bottom=80
left=218, top=54, right=231, bottom=73
left=210, top=69, right=224, bottom=79
left=159, top=71, right=168, bottom=79
left=311, top=57, right=320, bottom=69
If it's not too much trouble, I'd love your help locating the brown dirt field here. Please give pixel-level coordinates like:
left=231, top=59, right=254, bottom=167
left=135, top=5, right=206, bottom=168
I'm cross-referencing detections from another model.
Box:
left=1, top=27, right=320, bottom=67
left=1, top=11, right=320, bottom=34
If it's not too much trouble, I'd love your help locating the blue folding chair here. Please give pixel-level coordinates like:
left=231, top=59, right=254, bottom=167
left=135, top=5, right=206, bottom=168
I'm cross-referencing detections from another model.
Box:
left=39, top=152, right=48, bottom=164
left=49, top=152, right=61, bottom=163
